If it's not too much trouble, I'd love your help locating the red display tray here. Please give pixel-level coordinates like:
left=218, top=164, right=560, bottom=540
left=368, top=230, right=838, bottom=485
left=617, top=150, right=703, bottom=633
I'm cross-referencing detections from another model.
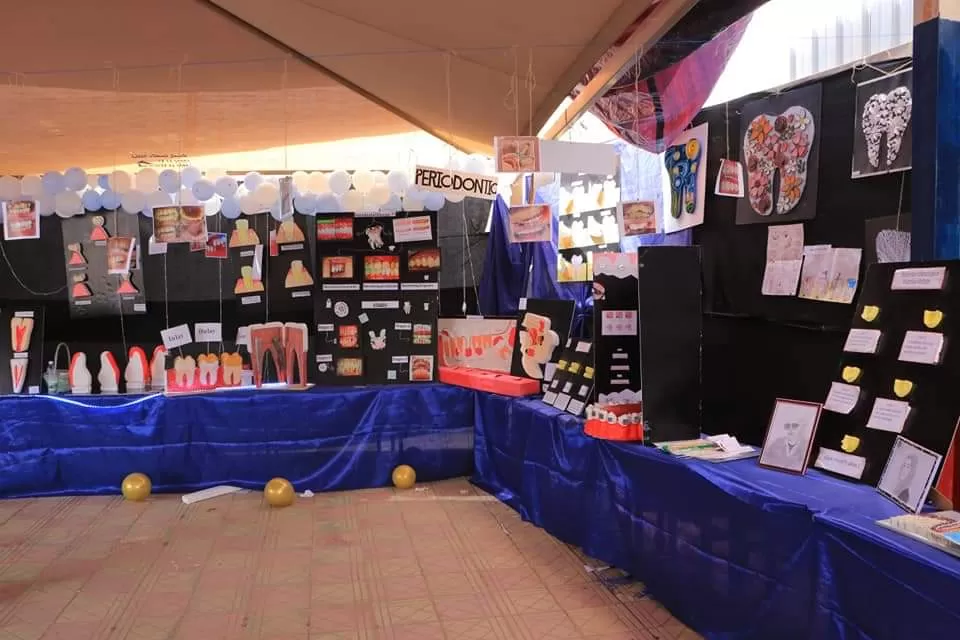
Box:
left=439, top=366, right=541, bottom=397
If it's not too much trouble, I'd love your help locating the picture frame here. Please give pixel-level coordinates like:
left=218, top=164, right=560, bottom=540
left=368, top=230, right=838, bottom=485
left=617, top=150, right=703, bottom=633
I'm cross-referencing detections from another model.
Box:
left=877, top=436, right=942, bottom=513
left=758, top=398, right=822, bottom=474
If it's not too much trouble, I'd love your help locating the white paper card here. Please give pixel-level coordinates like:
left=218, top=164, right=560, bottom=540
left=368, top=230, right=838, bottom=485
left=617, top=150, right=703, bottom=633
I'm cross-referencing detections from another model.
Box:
left=553, top=393, right=572, bottom=411
left=518, top=298, right=527, bottom=311
left=567, top=399, right=585, bottom=416
left=148, top=236, right=167, bottom=255
left=815, top=448, right=867, bottom=479
left=843, top=328, right=882, bottom=354
left=866, top=398, right=912, bottom=433
left=236, top=326, right=250, bottom=347
left=160, top=324, right=193, bottom=349
left=891, top=266, right=946, bottom=291
left=392, top=216, right=433, bottom=243
left=898, top=331, right=945, bottom=364
left=194, top=322, right=222, bottom=343
left=823, top=382, right=861, bottom=414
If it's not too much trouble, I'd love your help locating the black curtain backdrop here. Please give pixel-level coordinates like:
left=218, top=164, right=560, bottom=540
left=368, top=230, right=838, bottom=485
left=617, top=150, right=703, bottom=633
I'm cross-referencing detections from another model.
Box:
left=692, top=60, right=912, bottom=445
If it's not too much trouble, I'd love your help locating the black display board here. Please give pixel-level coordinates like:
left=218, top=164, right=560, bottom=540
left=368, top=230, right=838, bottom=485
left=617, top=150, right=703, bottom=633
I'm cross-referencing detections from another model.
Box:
left=314, top=210, right=439, bottom=385
left=852, top=68, right=913, bottom=179
left=267, top=215, right=316, bottom=313
left=541, top=338, right=595, bottom=416
left=60, top=212, right=149, bottom=318
left=814, top=261, right=960, bottom=486
left=509, top=298, right=576, bottom=382
left=592, top=253, right=642, bottom=403
left=0, top=305, right=45, bottom=395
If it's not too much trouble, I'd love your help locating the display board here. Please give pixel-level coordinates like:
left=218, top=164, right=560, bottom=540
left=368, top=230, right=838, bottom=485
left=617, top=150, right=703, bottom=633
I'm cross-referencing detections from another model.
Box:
left=557, top=173, right=621, bottom=282
left=0, top=305, right=45, bottom=395
left=509, top=298, right=575, bottom=381
left=592, top=253, right=641, bottom=403
left=314, top=210, right=439, bottom=385
left=60, top=213, right=148, bottom=318
left=814, top=261, right=960, bottom=487
left=541, top=338, right=595, bottom=416
left=226, top=213, right=270, bottom=314
left=267, top=215, right=316, bottom=313
left=438, top=316, right=514, bottom=372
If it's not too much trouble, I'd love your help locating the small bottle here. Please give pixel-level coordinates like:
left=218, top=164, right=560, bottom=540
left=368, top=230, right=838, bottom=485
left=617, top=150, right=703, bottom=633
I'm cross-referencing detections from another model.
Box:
left=43, top=361, right=57, bottom=394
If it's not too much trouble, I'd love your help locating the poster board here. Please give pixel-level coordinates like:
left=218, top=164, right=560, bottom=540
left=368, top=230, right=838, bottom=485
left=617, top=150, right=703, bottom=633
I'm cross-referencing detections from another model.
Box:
left=438, top=317, right=514, bottom=372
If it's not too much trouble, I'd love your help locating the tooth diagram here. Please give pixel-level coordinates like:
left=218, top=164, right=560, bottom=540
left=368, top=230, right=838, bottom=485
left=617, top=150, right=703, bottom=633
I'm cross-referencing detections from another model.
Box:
left=664, top=137, right=702, bottom=218
left=743, top=106, right=815, bottom=216
left=861, top=86, right=912, bottom=170
left=125, top=347, right=149, bottom=393
left=98, top=351, right=120, bottom=394
left=9, top=358, right=27, bottom=393
left=221, top=352, right=243, bottom=386
left=10, top=316, right=34, bottom=353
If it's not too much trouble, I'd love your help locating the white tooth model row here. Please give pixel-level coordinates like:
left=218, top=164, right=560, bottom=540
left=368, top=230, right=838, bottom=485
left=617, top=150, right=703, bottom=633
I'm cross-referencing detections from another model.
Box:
left=68, top=347, right=166, bottom=395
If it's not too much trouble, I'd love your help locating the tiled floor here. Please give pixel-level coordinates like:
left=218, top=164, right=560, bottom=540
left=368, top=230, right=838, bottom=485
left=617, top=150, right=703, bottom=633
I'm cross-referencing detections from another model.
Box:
left=0, top=478, right=699, bottom=639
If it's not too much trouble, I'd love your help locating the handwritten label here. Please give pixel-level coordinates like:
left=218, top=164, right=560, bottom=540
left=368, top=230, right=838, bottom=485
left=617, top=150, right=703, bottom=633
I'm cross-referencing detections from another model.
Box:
left=322, top=284, right=361, bottom=292
left=363, top=283, right=399, bottom=291
left=13, top=311, right=34, bottom=318
left=823, top=382, right=861, bottom=414
left=241, top=295, right=261, bottom=305
left=387, top=370, right=397, bottom=380
left=519, top=298, right=527, bottom=311
left=148, top=237, right=167, bottom=255
left=361, top=300, right=400, bottom=309
left=843, top=328, right=882, bottom=354
left=317, top=323, right=335, bottom=332
left=195, top=322, right=222, bottom=343
left=866, top=398, right=912, bottom=433
left=280, top=243, right=304, bottom=252
left=74, top=300, right=92, bottom=306
left=391, top=356, right=409, bottom=364
left=815, top=448, right=867, bottom=479
left=236, top=326, right=250, bottom=347
left=553, top=393, right=571, bottom=411
left=575, top=341, right=592, bottom=353
left=394, top=322, right=412, bottom=331
left=27, top=385, right=39, bottom=394
left=400, top=282, right=439, bottom=291
left=891, top=266, right=946, bottom=291
left=291, top=290, right=311, bottom=298
left=316, top=354, right=333, bottom=363
left=239, top=250, right=255, bottom=258
left=899, top=331, right=945, bottom=364
left=568, top=399, right=585, bottom=415
left=134, top=303, right=147, bottom=312
left=160, top=324, right=193, bottom=349
left=13, top=352, right=28, bottom=360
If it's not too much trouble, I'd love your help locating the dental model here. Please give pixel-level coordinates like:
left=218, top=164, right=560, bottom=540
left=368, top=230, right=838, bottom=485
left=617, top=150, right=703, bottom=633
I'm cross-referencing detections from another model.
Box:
left=221, top=352, right=243, bottom=386
left=171, top=355, right=197, bottom=389
left=247, top=322, right=309, bottom=387
left=518, top=313, right=560, bottom=379
left=71, top=273, right=92, bottom=298
left=66, top=243, right=86, bottom=266
left=276, top=219, right=305, bottom=244
left=124, top=347, right=149, bottom=393
left=742, top=106, right=815, bottom=216
left=97, top=351, right=120, bottom=394
left=234, top=265, right=264, bottom=294
left=229, top=219, right=260, bottom=247
left=149, top=347, right=166, bottom=391
left=69, top=352, right=92, bottom=394
left=861, top=86, right=912, bottom=169
left=117, top=274, right=139, bottom=295
left=10, top=316, right=34, bottom=353
left=9, top=358, right=27, bottom=394
left=89, top=215, right=109, bottom=241
left=284, top=259, right=314, bottom=288
left=197, top=353, right=220, bottom=387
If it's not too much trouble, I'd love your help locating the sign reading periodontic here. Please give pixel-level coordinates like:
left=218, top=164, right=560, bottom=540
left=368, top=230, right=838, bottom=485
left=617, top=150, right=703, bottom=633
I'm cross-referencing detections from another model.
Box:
left=414, top=165, right=498, bottom=201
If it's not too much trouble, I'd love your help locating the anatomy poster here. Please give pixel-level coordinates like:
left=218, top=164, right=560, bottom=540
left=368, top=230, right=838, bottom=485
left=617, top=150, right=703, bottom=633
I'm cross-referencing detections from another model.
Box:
left=438, top=317, right=515, bottom=372
left=60, top=214, right=148, bottom=318
left=662, top=122, right=708, bottom=234
left=509, top=298, right=575, bottom=381
left=736, top=84, right=822, bottom=225
left=557, top=173, right=620, bottom=282
left=267, top=215, right=315, bottom=312
left=0, top=305, right=45, bottom=395
left=852, top=68, right=913, bottom=179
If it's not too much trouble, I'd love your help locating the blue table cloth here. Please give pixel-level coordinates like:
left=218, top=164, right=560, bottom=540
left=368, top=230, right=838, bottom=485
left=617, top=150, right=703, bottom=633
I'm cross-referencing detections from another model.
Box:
left=0, top=384, right=475, bottom=497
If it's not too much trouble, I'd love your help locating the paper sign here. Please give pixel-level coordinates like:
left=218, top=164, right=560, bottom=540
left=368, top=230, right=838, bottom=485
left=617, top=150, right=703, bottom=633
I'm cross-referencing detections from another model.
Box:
left=236, top=326, right=250, bottom=347
left=843, top=328, right=882, bottom=354
left=823, top=382, right=861, bottom=414
left=714, top=159, right=745, bottom=197
left=899, top=330, right=945, bottom=364
left=891, top=266, right=947, bottom=290
left=414, top=165, right=497, bottom=201
left=866, top=398, right=911, bottom=433
left=2, top=200, right=40, bottom=240
left=601, top=310, right=638, bottom=336
left=195, top=322, right=222, bottom=343
left=160, top=324, right=193, bottom=349
left=815, top=448, right=867, bottom=479
left=148, top=236, right=168, bottom=255
left=392, top=215, right=433, bottom=243
left=538, top=139, right=619, bottom=175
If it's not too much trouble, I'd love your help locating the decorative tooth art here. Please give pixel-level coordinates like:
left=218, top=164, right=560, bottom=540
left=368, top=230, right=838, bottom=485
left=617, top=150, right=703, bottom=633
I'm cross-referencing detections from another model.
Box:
left=861, top=87, right=912, bottom=170
left=744, top=107, right=815, bottom=216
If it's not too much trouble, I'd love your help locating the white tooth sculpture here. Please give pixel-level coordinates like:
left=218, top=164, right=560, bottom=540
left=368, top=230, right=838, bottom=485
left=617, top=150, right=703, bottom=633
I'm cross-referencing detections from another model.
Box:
left=743, top=106, right=815, bottom=216
left=197, top=354, right=219, bottom=386
left=150, top=347, right=167, bottom=391
left=98, top=351, right=120, bottom=394
left=124, top=347, right=149, bottom=393
left=69, top=352, right=92, bottom=394
left=9, top=358, right=27, bottom=393
left=173, top=356, right=197, bottom=389
left=861, top=86, right=912, bottom=170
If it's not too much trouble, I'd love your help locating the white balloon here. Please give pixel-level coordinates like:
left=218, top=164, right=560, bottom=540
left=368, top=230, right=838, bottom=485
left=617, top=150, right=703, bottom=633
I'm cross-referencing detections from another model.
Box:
left=294, top=193, right=317, bottom=215
left=158, top=169, right=180, bottom=194
left=0, top=176, right=18, bottom=200
left=306, top=171, right=329, bottom=195
left=205, top=167, right=227, bottom=181
left=54, top=191, right=82, bottom=217
left=386, top=170, right=410, bottom=194
left=243, top=172, right=263, bottom=191
left=101, top=190, right=122, bottom=210
left=42, top=171, right=66, bottom=195
left=368, top=184, right=391, bottom=207
left=64, top=167, right=88, bottom=191
left=269, top=201, right=287, bottom=222
left=254, top=182, right=279, bottom=207
left=315, top=194, right=341, bottom=214
left=20, top=175, right=43, bottom=197
left=135, top=168, right=159, bottom=192
left=121, top=190, right=147, bottom=214
left=81, top=189, right=102, bottom=211
left=328, top=170, right=350, bottom=195
left=108, top=170, right=132, bottom=194
left=240, top=194, right=261, bottom=215
left=445, top=192, right=466, bottom=203
left=340, top=190, right=364, bottom=211
left=140, top=203, right=153, bottom=217
left=381, top=194, right=402, bottom=213
left=464, top=154, right=488, bottom=174
left=446, top=155, right=464, bottom=171
left=423, top=191, right=446, bottom=211
left=402, top=193, right=424, bottom=211
left=351, top=169, right=375, bottom=194
left=147, top=190, right=172, bottom=210
left=221, top=196, right=242, bottom=219
left=86, top=174, right=100, bottom=189
left=180, top=166, right=202, bottom=189
left=214, top=175, right=237, bottom=198
left=177, top=188, right=199, bottom=206
left=292, top=170, right=310, bottom=191
left=37, top=194, right=56, bottom=217
left=372, top=171, right=388, bottom=187
left=204, top=194, right=222, bottom=217
left=192, top=179, right=216, bottom=202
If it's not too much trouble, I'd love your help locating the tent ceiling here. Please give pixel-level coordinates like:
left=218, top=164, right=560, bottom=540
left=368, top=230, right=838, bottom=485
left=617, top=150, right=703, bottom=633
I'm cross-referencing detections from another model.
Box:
left=0, top=0, right=697, bottom=173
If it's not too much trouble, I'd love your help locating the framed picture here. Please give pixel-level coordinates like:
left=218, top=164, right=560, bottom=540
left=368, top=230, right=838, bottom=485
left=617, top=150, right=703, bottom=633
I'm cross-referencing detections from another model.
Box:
left=758, top=398, right=822, bottom=473
left=877, top=436, right=942, bottom=513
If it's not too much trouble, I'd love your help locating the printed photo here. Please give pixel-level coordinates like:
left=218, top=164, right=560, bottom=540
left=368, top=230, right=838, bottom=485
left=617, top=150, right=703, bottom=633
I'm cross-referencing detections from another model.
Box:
left=877, top=436, right=942, bottom=513
left=205, top=232, right=228, bottom=259
left=759, top=399, right=822, bottom=473
left=508, top=204, right=552, bottom=243
left=2, top=200, right=40, bottom=241
left=321, top=256, right=355, bottom=280
left=105, top=237, right=135, bottom=274
left=618, top=200, right=657, bottom=237
left=152, top=205, right=207, bottom=243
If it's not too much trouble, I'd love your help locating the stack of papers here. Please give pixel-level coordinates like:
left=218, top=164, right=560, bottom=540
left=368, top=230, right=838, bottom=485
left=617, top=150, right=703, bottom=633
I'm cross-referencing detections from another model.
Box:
left=656, top=435, right=759, bottom=463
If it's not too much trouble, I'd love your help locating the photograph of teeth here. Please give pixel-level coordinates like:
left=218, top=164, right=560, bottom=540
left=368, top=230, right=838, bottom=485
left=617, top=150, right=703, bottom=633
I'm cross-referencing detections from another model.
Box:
left=10, top=316, right=34, bottom=353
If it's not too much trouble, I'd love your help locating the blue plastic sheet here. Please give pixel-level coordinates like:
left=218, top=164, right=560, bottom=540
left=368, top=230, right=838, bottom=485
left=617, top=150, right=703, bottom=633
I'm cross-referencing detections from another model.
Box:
left=472, top=392, right=960, bottom=639
left=0, top=384, right=475, bottom=497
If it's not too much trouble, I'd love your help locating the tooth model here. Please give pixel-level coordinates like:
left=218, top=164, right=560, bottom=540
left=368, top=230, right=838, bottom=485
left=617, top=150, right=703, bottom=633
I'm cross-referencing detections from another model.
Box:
left=69, top=352, right=92, bottom=394
left=10, top=316, right=34, bottom=353
left=249, top=322, right=285, bottom=387
left=221, top=352, right=243, bottom=386
left=9, top=358, right=27, bottom=394
left=124, top=347, right=149, bottom=393
left=284, top=260, right=314, bottom=288
left=284, top=323, right=309, bottom=386
left=97, top=351, right=120, bottom=394
left=149, top=346, right=167, bottom=391
left=234, top=265, right=265, bottom=294
left=172, top=355, right=197, bottom=389
left=197, top=353, right=220, bottom=387
left=277, top=219, right=305, bottom=243
left=229, top=219, right=260, bottom=247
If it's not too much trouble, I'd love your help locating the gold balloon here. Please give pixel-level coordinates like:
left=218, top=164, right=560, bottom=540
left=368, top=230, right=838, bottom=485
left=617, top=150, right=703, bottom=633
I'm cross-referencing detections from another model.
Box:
left=392, top=464, right=416, bottom=490
left=264, top=477, right=295, bottom=507
left=121, top=473, right=152, bottom=502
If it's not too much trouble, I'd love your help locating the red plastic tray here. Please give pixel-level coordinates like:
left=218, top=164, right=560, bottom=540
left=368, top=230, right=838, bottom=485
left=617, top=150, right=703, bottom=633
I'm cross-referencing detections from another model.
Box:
left=439, top=366, right=541, bottom=397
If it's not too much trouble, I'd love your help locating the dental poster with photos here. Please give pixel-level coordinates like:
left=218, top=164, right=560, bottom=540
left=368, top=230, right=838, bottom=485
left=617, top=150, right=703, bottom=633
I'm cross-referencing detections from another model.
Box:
left=557, top=173, right=621, bottom=282
left=0, top=305, right=46, bottom=395
left=267, top=214, right=315, bottom=312
left=592, top=253, right=641, bottom=406
left=509, top=298, right=575, bottom=382
left=226, top=213, right=269, bottom=314
left=60, top=214, right=148, bottom=318
left=852, top=68, right=913, bottom=179
left=314, top=210, right=439, bottom=385
left=814, top=261, right=960, bottom=489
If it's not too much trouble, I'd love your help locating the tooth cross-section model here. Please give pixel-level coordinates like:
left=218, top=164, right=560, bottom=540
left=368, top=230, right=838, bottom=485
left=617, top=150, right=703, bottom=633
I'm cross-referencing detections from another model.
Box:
left=248, top=322, right=309, bottom=387
left=150, top=347, right=166, bottom=391
left=9, top=358, right=27, bottom=394
left=10, top=316, right=34, bottom=353
left=861, top=86, right=912, bottom=170
left=743, top=106, right=815, bottom=216
left=124, top=347, right=149, bottom=393
left=98, top=351, right=120, bottom=394
left=172, top=355, right=197, bottom=389
left=69, top=352, right=92, bottom=394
